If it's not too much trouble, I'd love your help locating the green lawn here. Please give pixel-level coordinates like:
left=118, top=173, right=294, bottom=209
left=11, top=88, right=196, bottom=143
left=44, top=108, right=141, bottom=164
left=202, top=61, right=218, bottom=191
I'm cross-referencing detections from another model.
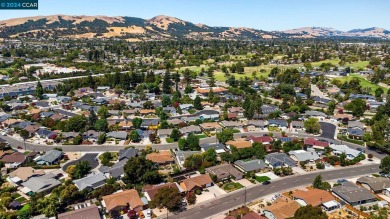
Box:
left=15, top=197, right=27, bottom=203
left=197, top=134, right=207, bottom=139
left=188, top=109, right=196, bottom=114
left=98, top=152, right=118, bottom=161
left=255, top=176, right=271, bottom=183
left=337, top=135, right=365, bottom=146
left=20, top=204, right=30, bottom=211
left=222, top=182, right=244, bottom=193
left=336, top=73, right=388, bottom=94
left=11, top=193, right=21, bottom=199
left=166, top=138, right=174, bottom=143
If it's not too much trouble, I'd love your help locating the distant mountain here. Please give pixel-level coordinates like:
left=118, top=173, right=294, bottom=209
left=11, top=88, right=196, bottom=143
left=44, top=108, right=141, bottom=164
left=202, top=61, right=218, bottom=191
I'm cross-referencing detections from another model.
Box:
left=0, top=15, right=389, bottom=40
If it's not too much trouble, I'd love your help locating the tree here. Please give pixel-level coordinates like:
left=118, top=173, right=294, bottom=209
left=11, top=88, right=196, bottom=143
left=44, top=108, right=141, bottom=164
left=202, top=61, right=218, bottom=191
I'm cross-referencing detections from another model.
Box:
left=36, top=80, right=44, bottom=99
left=327, top=100, right=336, bottom=115
left=19, top=129, right=29, bottom=150
left=193, top=96, right=203, bottom=110
left=304, top=118, right=321, bottom=134
left=186, top=192, right=196, bottom=205
left=66, top=115, right=87, bottom=132
left=132, top=117, right=143, bottom=129
left=178, top=138, right=187, bottom=150
left=97, top=133, right=106, bottom=144
left=73, top=161, right=91, bottom=179
left=151, top=187, right=182, bottom=212
left=312, top=174, right=331, bottom=190
left=65, top=165, right=76, bottom=178
left=217, top=128, right=235, bottom=144
left=94, top=119, right=108, bottom=132
left=170, top=128, right=180, bottom=141
left=163, top=71, right=172, bottom=94
left=203, top=148, right=217, bottom=164
left=73, top=135, right=82, bottom=145
left=184, top=154, right=203, bottom=170
left=162, top=96, right=171, bottom=107
left=37, top=196, right=61, bottom=217
left=380, top=156, right=390, bottom=173
left=97, top=106, right=109, bottom=119
left=345, top=98, right=367, bottom=117
left=292, top=205, right=328, bottom=219
left=187, top=134, right=200, bottom=150
left=123, top=156, right=161, bottom=185
left=130, top=130, right=139, bottom=142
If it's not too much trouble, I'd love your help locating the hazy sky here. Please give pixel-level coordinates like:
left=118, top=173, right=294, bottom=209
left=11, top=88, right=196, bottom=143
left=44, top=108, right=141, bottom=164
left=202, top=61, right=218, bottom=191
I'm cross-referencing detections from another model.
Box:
left=1, top=0, right=389, bottom=31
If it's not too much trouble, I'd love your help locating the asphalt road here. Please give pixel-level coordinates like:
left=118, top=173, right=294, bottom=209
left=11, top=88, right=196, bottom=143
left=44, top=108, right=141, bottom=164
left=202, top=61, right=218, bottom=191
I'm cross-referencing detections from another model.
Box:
left=62, top=153, right=99, bottom=171
left=167, top=164, right=380, bottom=219
left=319, top=122, right=336, bottom=139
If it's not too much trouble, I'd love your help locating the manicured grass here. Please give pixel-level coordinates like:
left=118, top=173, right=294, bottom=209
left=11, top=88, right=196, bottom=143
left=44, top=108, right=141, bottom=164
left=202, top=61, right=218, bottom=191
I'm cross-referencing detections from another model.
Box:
left=11, top=193, right=21, bottom=199
left=222, top=182, right=244, bottom=193
left=255, top=176, right=271, bottom=183
left=268, top=127, right=281, bottom=132
left=20, top=204, right=30, bottom=211
left=15, top=197, right=27, bottom=203
left=337, top=135, right=365, bottom=146
left=98, top=152, right=118, bottom=161
left=188, top=109, right=196, bottom=114
left=196, top=134, right=207, bottom=139
left=166, top=138, right=174, bottom=143
left=336, top=73, right=388, bottom=94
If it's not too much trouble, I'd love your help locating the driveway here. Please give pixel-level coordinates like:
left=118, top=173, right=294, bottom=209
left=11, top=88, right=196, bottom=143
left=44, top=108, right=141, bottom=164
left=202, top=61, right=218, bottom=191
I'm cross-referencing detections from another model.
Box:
left=320, top=122, right=336, bottom=139
left=62, top=153, right=99, bottom=171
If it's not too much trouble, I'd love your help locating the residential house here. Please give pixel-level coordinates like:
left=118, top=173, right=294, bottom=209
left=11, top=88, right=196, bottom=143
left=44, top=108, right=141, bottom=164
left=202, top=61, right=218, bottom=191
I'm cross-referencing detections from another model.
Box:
left=357, top=176, right=390, bottom=194
left=175, top=150, right=202, bottom=169
left=34, top=150, right=63, bottom=165
left=290, top=121, right=304, bottom=130
left=247, top=135, right=273, bottom=146
left=58, top=205, right=101, bottom=219
left=99, top=159, right=128, bottom=179
left=21, top=174, right=61, bottom=194
left=288, top=150, right=320, bottom=163
left=312, top=96, right=331, bottom=105
left=332, top=181, right=377, bottom=206
left=180, top=174, right=213, bottom=192
left=102, top=189, right=145, bottom=216
left=36, top=128, right=57, bottom=140
left=144, top=183, right=184, bottom=202
left=146, top=151, right=174, bottom=165
left=73, top=172, right=107, bottom=191
left=206, top=163, right=243, bottom=181
left=291, top=189, right=336, bottom=208
left=304, top=138, right=329, bottom=150
left=106, top=131, right=128, bottom=140
left=347, top=121, right=365, bottom=139
left=118, top=120, right=133, bottom=130
left=268, top=119, right=288, bottom=128
left=261, top=105, right=279, bottom=115
left=1, top=152, right=26, bottom=168
left=200, top=143, right=226, bottom=154
left=227, top=107, right=244, bottom=118
left=226, top=138, right=252, bottom=149
left=83, top=130, right=99, bottom=142
left=246, top=120, right=268, bottom=131
left=157, top=129, right=173, bottom=138
left=219, top=121, right=243, bottom=129
left=263, top=198, right=300, bottom=219
left=199, top=122, right=222, bottom=132
left=234, top=159, right=269, bottom=173
left=305, top=111, right=326, bottom=120
left=167, top=118, right=184, bottom=126
left=118, top=148, right=138, bottom=161
left=329, top=145, right=362, bottom=160
left=179, top=104, right=194, bottom=111
left=265, top=153, right=296, bottom=169
left=179, top=125, right=202, bottom=137
left=8, top=167, right=45, bottom=184
left=140, top=119, right=159, bottom=130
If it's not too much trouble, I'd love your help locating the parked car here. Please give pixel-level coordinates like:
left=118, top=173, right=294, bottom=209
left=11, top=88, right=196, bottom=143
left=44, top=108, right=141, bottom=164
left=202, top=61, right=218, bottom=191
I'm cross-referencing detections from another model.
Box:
left=17, top=146, right=23, bottom=150
left=146, top=209, right=152, bottom=218
left=262, top=180, right=271, bottom=185
left=337, top=179, right=347, bottom=183
left=357, top=148, right=365, bottom=153
left=138, top=211, right=145, bottom=218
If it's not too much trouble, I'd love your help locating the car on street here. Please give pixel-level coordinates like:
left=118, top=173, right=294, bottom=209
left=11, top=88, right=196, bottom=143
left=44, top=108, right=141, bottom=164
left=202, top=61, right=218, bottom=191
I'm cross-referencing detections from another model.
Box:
left=337, top=179, right=347, bottom=183
left=17, top=146, right=23, bottom=150
left=262, top=180, right=271, bottom=185
left=357, top=148, right=365, bottom=153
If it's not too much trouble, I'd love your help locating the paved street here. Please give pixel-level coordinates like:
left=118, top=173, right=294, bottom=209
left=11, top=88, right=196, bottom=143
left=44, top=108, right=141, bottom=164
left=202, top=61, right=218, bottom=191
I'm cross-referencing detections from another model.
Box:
left=167, top=164, right=380, bottom=219
left=319, top=122, right=336, bottom=139
left=62, top=153, right=99, bottom=171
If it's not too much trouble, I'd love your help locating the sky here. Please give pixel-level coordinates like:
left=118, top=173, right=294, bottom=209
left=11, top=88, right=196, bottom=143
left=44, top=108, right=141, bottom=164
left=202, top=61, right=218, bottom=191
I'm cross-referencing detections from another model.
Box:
left=1, top=0, right=389, bottom=31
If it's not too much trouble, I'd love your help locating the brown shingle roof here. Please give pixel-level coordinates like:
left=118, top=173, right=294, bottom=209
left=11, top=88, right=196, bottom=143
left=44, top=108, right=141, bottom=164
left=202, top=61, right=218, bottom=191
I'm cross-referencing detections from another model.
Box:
left=226, top=139, right=252, bottom=149
left=1, top=152, right=26, bottom=163
left=58, top=204, right=101, bottom=219
left=180, top=174, right=213, bottom=191
left=144, top=183, right=182, bottom=201
left=291, top=189, right=335, bottom=206
left=102, top=189, right=144, bottom=212
left=8, top=167, right=45, bottom=181
left=263, top=198, right=300, bottom=219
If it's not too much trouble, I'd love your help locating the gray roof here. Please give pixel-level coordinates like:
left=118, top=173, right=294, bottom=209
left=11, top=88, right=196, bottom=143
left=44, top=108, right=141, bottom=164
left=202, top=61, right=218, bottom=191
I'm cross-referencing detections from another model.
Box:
left=247, top=120, right=267, bottom=127
left=347, top=127, right=365, bottom=137
left=268, top=119, right=288, bottom=127
left=158, top=129, right=173, bottom=136
left=106, top=131, right=128, bottom=140
left=118, top=148, right=138, bottom=160
left=291, top=120, right=304, bottom=127
left=175, top=150, right=201, bottom=163
left=100, top=159, right=128, bottom=178
left=73, top=172, right=107, bottom=191
left=261, top=105, right=279, bottom=114
left=332, top=181, right=376, bottom=204
left=220, top=121, right=242, bottom=128
left=179, top=125, right=201, bottom=134
left=36, top=150, right=63, bottom=163
left=141, top=119, right=159, bottom=127
left=234, top=159, right=268, bottom=172
left=200, top=143, right=226, bottom=152
left=288, top=150, right=320, bottom=162
left=305, top=111, right=326, bottom=117
left=329, top=145, right=361, bottom=158
left=348, top=121, right=364, bottom=129
left=22, top=174, right=61, bottom=193
left=265, top=153, right=296, bottom=167
left=356, top=176, right=390, bottom=192
left=206, top=163, right=243, bottom=180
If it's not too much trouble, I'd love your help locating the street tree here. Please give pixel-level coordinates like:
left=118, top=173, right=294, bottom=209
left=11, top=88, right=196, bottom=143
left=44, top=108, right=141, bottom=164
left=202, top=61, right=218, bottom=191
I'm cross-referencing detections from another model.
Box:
left=217, top=128, right=235, bottom=144
left=151, top=187, right=182, bottom=212
left=304, top=118, right=321, bottom=134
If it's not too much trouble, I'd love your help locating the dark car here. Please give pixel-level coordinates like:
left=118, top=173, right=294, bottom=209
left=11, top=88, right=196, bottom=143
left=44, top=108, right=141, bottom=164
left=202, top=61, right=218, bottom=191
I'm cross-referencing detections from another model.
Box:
left=17, top=146, right=23, bottom=150
left=337, top=179, right=347, bottom=184
left=357, top=148, right=365, bottom=153
left=262, top=180, right=271, bottom=185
